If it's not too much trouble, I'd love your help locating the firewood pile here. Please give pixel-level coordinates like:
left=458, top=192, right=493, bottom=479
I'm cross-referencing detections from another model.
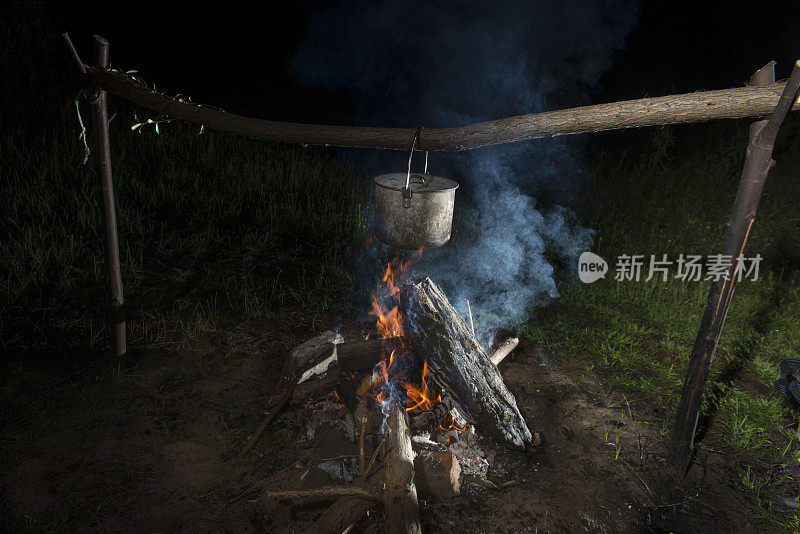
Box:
left=247, top=276, right=535, bottom=533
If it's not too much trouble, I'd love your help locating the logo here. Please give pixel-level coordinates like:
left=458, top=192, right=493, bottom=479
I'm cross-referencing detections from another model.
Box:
left=578, top=252, right=608, bottom=284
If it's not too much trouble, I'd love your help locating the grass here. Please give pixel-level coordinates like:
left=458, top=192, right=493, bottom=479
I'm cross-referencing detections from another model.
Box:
left=0, top=103, right=370, bottom=360
left=522, top=120, right=800, bottom=530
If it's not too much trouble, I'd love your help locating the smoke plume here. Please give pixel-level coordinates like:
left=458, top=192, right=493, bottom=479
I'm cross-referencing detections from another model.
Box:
left=292, top=0, right=640, bottom=344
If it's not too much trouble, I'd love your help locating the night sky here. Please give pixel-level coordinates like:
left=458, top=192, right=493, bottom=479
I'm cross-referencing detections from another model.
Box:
left=50, top=1, right=800, bottom=123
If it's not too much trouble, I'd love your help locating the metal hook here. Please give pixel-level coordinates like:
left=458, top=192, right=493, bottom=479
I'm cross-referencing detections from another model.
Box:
left=403, top=126, right=422, bottom=208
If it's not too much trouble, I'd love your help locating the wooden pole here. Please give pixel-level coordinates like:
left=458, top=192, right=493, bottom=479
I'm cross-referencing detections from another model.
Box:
left=88, top=35, right=126, bottom=362
left=668, top=61, right=800, bottom=474
left=384, top=404, right=422, bottom=534
left=83, top=65, right=800, bottom=152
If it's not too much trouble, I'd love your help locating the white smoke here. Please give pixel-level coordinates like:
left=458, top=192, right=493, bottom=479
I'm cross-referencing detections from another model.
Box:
left=292, top=0, right=641, bottom=345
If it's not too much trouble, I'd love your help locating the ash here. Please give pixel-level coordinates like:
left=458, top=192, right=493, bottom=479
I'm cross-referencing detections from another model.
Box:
left=303, top=398, right=355, bottom=441
left=410, top=397, right=494, bottom=478
left=301, top=393, right=504, bottom=485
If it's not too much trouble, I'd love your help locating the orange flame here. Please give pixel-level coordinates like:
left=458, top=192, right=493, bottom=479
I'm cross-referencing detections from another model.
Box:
left=438, top=413, right=466, bottom=433
left=402, top=360, right=441, bottom=412
left=370, top=249, right=446, bottom=415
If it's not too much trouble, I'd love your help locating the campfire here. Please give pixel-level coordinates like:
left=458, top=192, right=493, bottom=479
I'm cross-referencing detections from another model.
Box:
left=250, top=252, right=532, bottom=533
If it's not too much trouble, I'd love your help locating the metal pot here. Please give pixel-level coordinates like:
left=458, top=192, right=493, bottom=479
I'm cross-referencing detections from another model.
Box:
left=373, top=128, right=459, bottom=250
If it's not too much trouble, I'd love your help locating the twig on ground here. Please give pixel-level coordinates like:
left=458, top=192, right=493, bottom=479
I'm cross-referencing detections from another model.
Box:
left=465, top=475, right=499, bottom=489
left=239, top=375, right=299, bottom=459
left=266, top=486, right=381, bottom=502
left=363, top=438, right=385, bottom=478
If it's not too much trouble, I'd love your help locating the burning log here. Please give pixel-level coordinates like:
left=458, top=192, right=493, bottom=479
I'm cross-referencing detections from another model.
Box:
left=408, top=278, right=533, bottom=448
left=384, top=404, right=422, bottom=534
left=336, top=337, right=405, bottom=371
left=414, top=451, right=461, bottom=500
left=292, top=338, right=402, bottom=384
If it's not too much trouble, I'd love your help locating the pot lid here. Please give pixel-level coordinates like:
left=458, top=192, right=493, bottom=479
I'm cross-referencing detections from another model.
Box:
left=374, top=173, right=459, bottom=193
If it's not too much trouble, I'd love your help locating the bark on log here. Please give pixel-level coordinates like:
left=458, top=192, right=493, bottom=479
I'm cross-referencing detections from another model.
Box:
left=84, top=65, right=800, bottom=151
left=336, top=337, right=404, bottom=372
left=291, top=373, right=340, bottom=404
left=414, top=451, right=461, bottom=500
left=87, top=37, right=126, bottom=362
left=669, top=61, right=800, bottom=474
left=384, top=404, right=422, bottom=534
left=408, top=278, right=533, bottom=448
left=284, top=330, right=343, bottom=379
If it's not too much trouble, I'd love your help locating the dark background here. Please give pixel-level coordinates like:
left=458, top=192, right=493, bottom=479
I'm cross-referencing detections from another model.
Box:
left=36, top=1, right=800, bottom=122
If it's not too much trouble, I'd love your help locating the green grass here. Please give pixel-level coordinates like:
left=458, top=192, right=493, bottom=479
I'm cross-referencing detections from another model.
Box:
left=0, top=103, right=370, bottom=358
left=523, top=121, right=800, bottom=530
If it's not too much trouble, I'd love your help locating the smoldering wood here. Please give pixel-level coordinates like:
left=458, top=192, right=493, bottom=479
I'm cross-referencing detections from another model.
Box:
left=336, top=337, right=405, bottom=371
left=84, top=64, right=800, bottom=151
left=297, top=348, right=338, bottom=384
left=384, top=404, right=422, bottom=534
left=669, top=61, right=800, bottom=474
left=408, top=278, right=533, bottom=448
left=295, top=337, right=401, bottom=385
left=88, top=36, right=126, bottom=361
left=414, top=451, right=461, bottom=500
left=335, top=375, right=359, bottom=414
left=291, top=373, right=340, bottom=404
left=490, top=337, right=519, bottom=366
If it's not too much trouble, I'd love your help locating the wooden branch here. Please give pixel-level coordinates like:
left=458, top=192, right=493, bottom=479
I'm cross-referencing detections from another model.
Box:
left=358, top=407, right=368, bottom=476
left=88, top=36, right=126, bottom=362
left=243, top=332, right=343, bottom=458
left=364, top=438, right=385, bottom=479
left=265, top=485, right=381, bottom=502
left=490, top=337, right=519, bottom=366
left=84, top=64, right=800, bottom=151
left=384, top=404, right=422, bottom=534
left=669, top=61, right=800, bottom=474
left=239, top=374, right=298, bottom=459
left=61, top=33, right=87, bottom=74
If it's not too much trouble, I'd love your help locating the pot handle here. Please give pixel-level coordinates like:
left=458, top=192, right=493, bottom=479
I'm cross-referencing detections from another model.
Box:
left=402, top=126, right=423, bottom=208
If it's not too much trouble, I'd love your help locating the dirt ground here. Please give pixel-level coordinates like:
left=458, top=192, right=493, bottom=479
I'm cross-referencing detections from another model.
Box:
left=0, top=308, right=778, bottom=533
